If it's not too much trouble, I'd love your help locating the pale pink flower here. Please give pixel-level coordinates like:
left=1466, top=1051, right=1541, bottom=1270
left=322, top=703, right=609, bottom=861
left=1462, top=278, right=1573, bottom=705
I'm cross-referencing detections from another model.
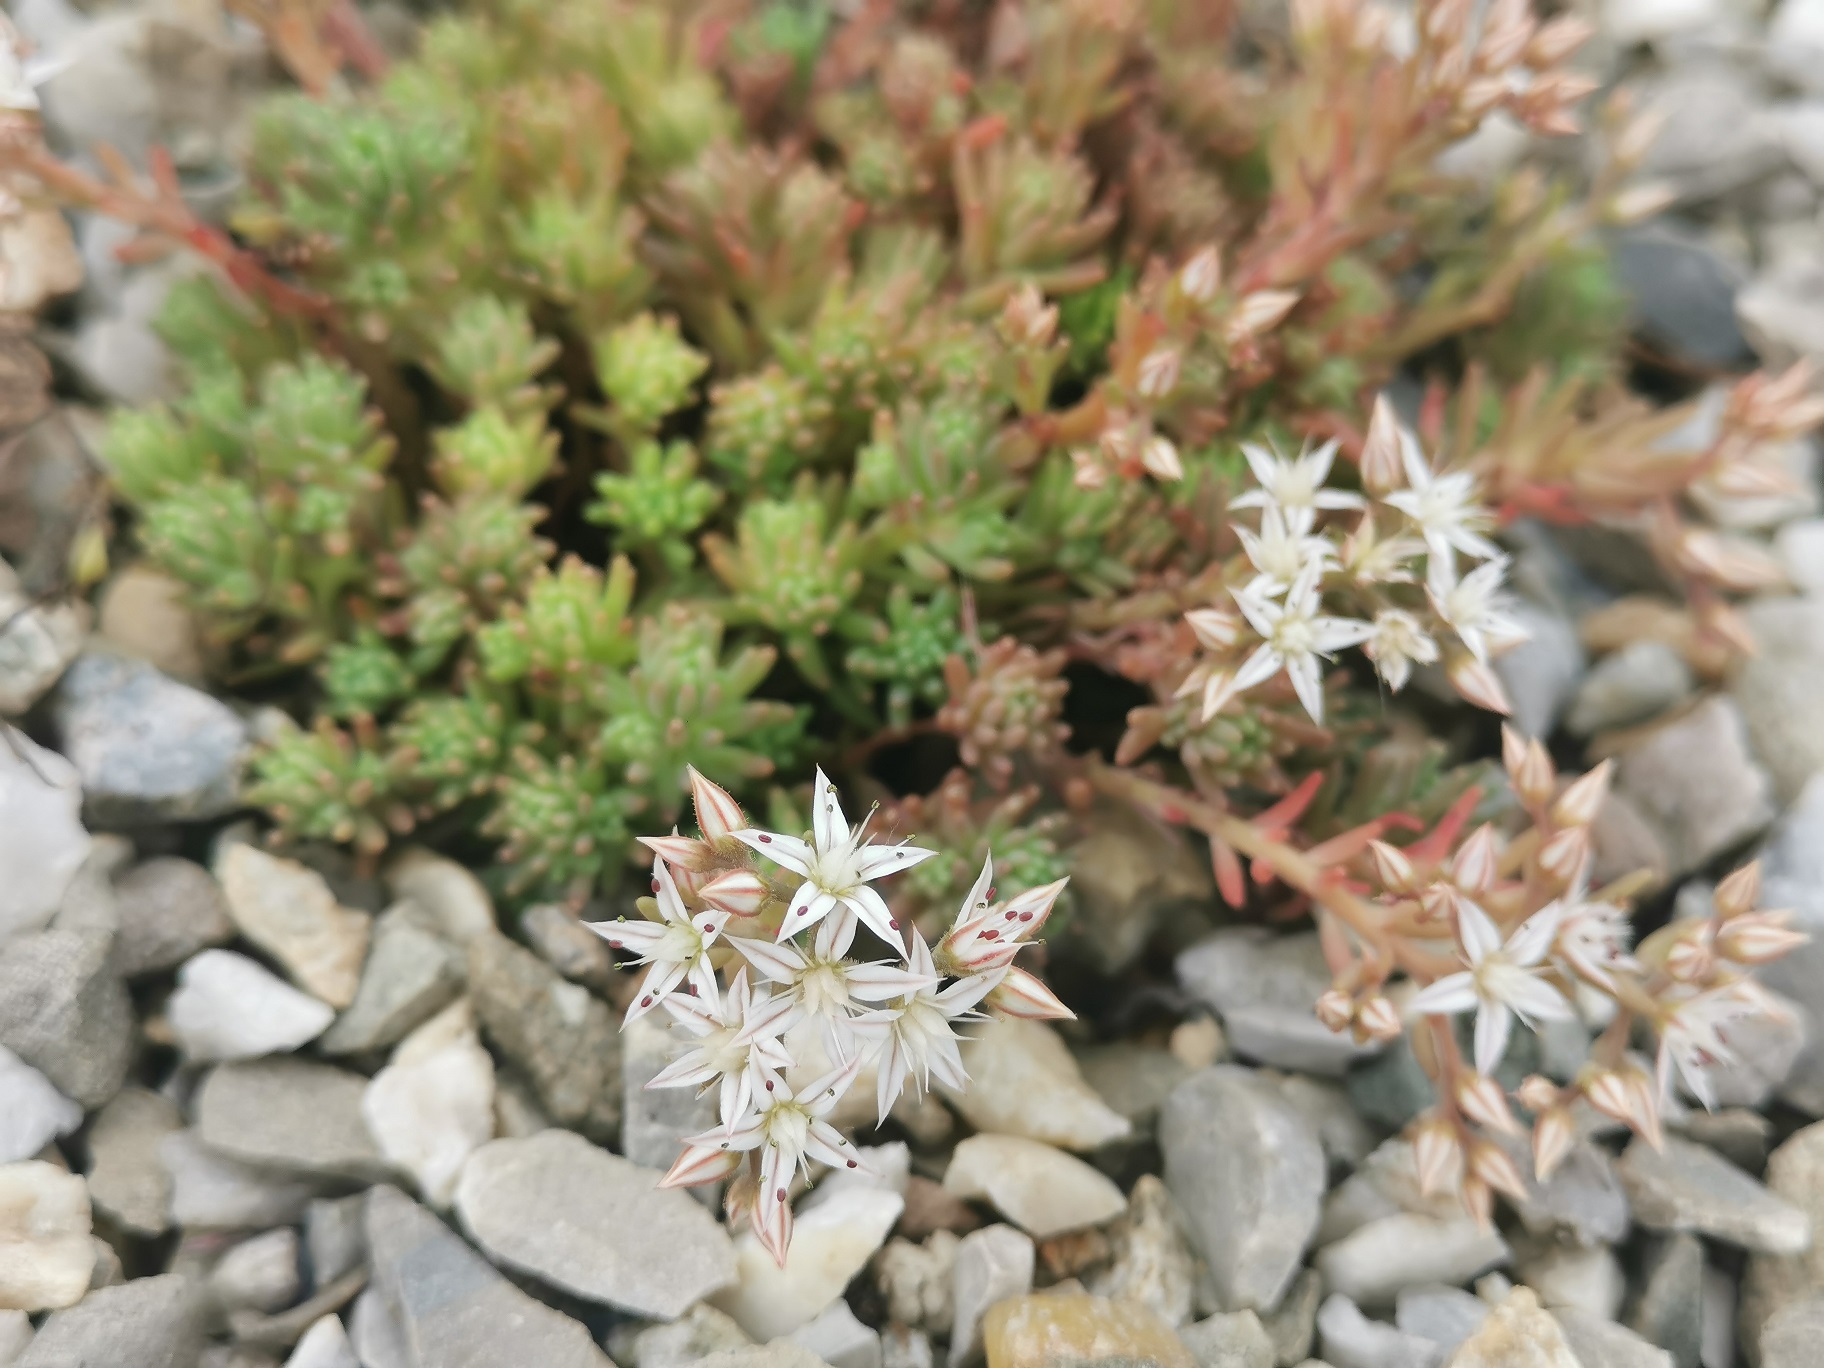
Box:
left=852, top=927, right=1000, bottom=1123
left=649, top=968, right=796, bottom=1127
left=1382, top=434, right=1501, bottom=575
left=728, top=918, right=937, bottom=1062
left=1227, top=563, right=1374, bottom=723
left=587, top=860, right=727, bottom=1023
left=1230, top=438, right=1365, bottom=534
left=1409, top=899, right=1575, bottom=1074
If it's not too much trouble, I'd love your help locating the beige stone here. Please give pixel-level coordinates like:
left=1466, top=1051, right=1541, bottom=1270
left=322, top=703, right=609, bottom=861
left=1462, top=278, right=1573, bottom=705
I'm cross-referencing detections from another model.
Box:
left=217, top=845, right=372, bottom=1008
left=983, top=1293, right=1195, bottom=1368
left=1446, top=1287, right=1580, bottom=1367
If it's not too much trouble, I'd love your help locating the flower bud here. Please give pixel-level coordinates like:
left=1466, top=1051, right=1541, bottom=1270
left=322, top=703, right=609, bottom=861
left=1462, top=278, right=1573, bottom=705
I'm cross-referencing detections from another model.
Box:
left=1525, top=14, right=1593, bottom=67
left=1460, top=1176, right=1494, bottom=1229
left=1663, top=930, right=1714, bottom=984
left=1502, top=727, right=1556, bottom=809
left=985, top=966, right=1076, bottom=1021
left=1179, top=246, right=1221, bottom=304
left=1450, top=824, right=1499, bottom=895
left=1366, top=839, right=1417, bottom=895
left=1225, top=290, right=1299, bottom=344
left=699, top=868, right=768, bottom=918
left=1448, top=654, right=1513, bottom=715
left=1515, top=1074, right=1559, bottom=1114
left=1143, top=435, right=1184, bottom=482
left=1137, top=348, right=1181, bottom=399
left=1550, top=761, right=1612, bottom=828
left=1532, top=1107, right=1576, bottom=1181
left=1413, top=1115, right=1464, bottom=1198
left=1716, top=911, right=1807, bottom=967
left=1360, top=394, right=1407, bottom=495
left=1185, top=607, right=1239, bottom=651
left=1469, top=1139, right=1529, bottom=1202
left=687, top=765, right=748, bottom=842
left=1419, top=880, right=1460, bottom=923
left=1585, top=1066, right=1661, bottom=1149
left=1714, top=863, right=1762, bottom=920
left=1457, top=1073, right=1520, bottom=1136
left=1537, top=825, right=1590, bottom=887
left=660, top=1141, right=744, bottom=1190
left=1315, top=989, right=1354, bottom=1034
left=1357, top=994, right=1403, bottom=1044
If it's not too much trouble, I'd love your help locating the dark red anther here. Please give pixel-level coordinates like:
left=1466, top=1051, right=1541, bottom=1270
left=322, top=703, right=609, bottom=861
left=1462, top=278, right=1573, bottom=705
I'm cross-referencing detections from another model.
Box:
left=650, top=878, right=660, bottom=892
left=846, top=1160, right=858, bottom=1168
left=889, top=919, right=899, bottom=930
left=758, top=834, right=772, bottom=843
left=765, top=1079, right=775, bottom=1091
left=640, top=995, right=653, bottom=1006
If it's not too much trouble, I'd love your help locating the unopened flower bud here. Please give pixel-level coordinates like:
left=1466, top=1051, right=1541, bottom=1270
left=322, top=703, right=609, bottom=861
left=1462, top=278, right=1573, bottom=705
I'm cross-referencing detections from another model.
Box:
left=1450, top=824, right=1499, bottom=894
left=1419, top=880, right=1459, bottom=923
left=1137, top=348, right=1181, bottom=399
left=1360, top=394, right=1406, bottom=495
left=700, top=868, right=768, bottom=917
left=1532, top=1106, right=1577, bottom=1181
left=1367, top=839, right=1417, bottom=895
left=1225, top=290, right=1299, bottom=344
left=688, top=765, right=748, bottom=842
left=1315, top=989, right=1354, bottom=1034
left=1664, top=932, right=1714, bottom=984
left=1502, top=727, right=1557, bottom=809
left=1185, top=607, right=1239, bottom=651
left=1714, top=863, right=1762, bottom=920
left=1448, top=654, right=1513, bottom=715
left=1357, top=994, right=1403, bottom=1044
left=1716, top=910, right=1807, bottom=966
left=1460, top=1175, right=1494, bottom=1229
left=1143, top=435, right=1184, bottom=482
left=1525, top=14, right=1593, bottom=67
left=1000, top=283, right=1060, bottom=349
left=1550, top=761, right=1612, bottom=828
left=1180, top=246, right=1221, bottom=304
left=1413, top=1115, right=1464, bottom=1197
left=1585, top=1066, right=1661, bottom=1149
left=1537, top=825, right=1590, bottom=887
left=1515, top=1074, right=1559, bottom=1114
left=1469, top=1139, right=1529, bottom=1202
left=1457, top=1073, right=1520, bottom=1135
left=985, top=965, right=1076, bottom=1021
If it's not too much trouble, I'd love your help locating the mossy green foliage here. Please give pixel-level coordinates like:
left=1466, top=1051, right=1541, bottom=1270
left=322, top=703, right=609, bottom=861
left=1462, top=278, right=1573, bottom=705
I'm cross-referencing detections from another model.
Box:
left=103, top=0, right=1624, bottom=906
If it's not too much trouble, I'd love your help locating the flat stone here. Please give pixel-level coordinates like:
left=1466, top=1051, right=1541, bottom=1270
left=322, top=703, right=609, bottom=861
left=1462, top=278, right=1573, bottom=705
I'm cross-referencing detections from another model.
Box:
left=1741, top=1121, right=1824, bottom=1363
left=622, top=1303, right=753, bottom=1367
left=1177, top=930, right=1377, bottom=1076
left=1735, top=599, right=1824, bottom=805
left=318, top=902, right=464, bottom=1055
left=160, top=1130, right=325, bottom=1230
left=621, top=1010, right=717, bottom=1172
left=362, top=998, right=496, bottom=1208
left=1516, top=1239, right=1624, bottom=1320
left=0, top=926, right=131, bottom=1108
left=0, top=580, right=85, bottom=716
left=1554, top=1307, right=1674, bottom=1368
left=1396, top=1286, right=1489, bottom=1355
left=216, top=845, right=372, bottom=1009
left=18, top=1273, right=206, bottom=1368
left=211, top=1228, right=302, bottom=1313
left=1613, top=697, right=1775, bottom=879
left=949, top=1224, right=1034, bottom=1368
left=1760, top=1297, right=1824, bottom=1368
left=1636, top=63, right=1785, bottom=204
left=938, top=1020, right=1131, bottom=1152
left=85, top=1087, right=180, bottom=1236
left=467, top=931, right=620, bottom=1144
left=1317, top=1293, right=1445, bottom=1368
left=982, top=1292, right=1196, bottom=1368
left=521, top=902, right=618, bottom=992
left=0, top=1047, right=79, bottom=1166
left=53, top=648, right=250, bottom=824
left=1493, top=600, right=1584, bottom=741
left=1316, top=1214, right=1509, bottom=1310
left=1630, top=1234, right=1703, bottom=1368
left=711, top=1188, right=903, bottom=1342
left=789, top=1300, right=882, bottom=1368
left=942, top=1135, right=1126, bottom=1240
left=304, top=1195, right=366, bottom=1289
left=283, top=1314, right=360, bottom=1368
left=1262, top=1268, right=1321, bottom=1365
left=1610, top=225, right=1752, bottom=370
left=1160, top=1066, right=1325, bottom=1312
left=0, top=1162, right=91, bottom=1312
left=95, top=565, right=205, bottom=683
left=1267, top=1073, right=1376, bottom=1177
left=110, top=857, right=234, bottom=977
left=1567, top=642, right=1695, bottom=737
left=197, top=1059, right=387, bottom=1181
left=455, top=1129, right=735, bottom=1319
left=1177, top=1309, right=1274, bottom=1368
left=167, top=950, right=334, bottom=1061
left=1075, top=1043, right=1193, bottom=1132
left=1445, top=1287, right=1580, bottom=1367
left=363, top=1184, right=611, bottom=1368
left=347, top=1285, right=408, bottom=1368
left=0, top=1309, right=31, bottom=1365
left=1084, top=1176, right=1196, bottom=1327
left=0, top=732, right=89, bottom=942
left=1617, top=1133, right=1810, bottom=1253
left=382, top=848, right=495, bottom=945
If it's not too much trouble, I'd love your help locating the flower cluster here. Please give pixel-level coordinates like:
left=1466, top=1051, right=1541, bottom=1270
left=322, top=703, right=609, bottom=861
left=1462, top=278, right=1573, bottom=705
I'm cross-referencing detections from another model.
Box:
left=1307, top=728, right=1804, bottom=1224
left=590, top=767, right=1070, bottom=1265
left=1184, top=398, right=1528, bottom=726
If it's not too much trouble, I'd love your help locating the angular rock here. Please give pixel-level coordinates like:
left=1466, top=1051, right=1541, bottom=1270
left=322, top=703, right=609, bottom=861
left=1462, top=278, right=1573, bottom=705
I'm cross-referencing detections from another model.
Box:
left=18, top=1273, right=205, bottom=1368
left=1084, top=1175, right=1196, bottom=1327
left=467, top=931, right=620, bottom=1144
left=789, top=1301, right=882, bottom=1368
left=455, top=1129, right=735, bottom=1319
left=1263, top=1268, right=1322, bottom=1365
left=1613, top=697, right=1775, bottom=879
left=1733, top=598, right=1824, bottom=805
left=938, top=1020, right=1131, bottom=1152
left=85, top=1087, right=180, bottom=1236
left=217, top=845, right=372, bottom=1009
left=95, top=564, right=205, bottom=683
left=623, top=1303, right=753, bottom=1367
left=1636, top=63, right=1785, bottom=204
left=1630, top=1234, right=1703, bottom=1368
left=0, top=206, right=81, bottom=315
left=1178, top=1310, right=1274, bottom=1368
left=712, top=1188, right=903, bottom=1342
left=0, top=571, right=85, bottom=716
left=0, top=1310, right=31, bottom=1366
left=521, top=902, right=618, bottom=992
left=160, top=1130, right=325, bottom=1230
left=167, top=950, right=335, bottom=1062
left=1742, top=1121, right=1824, bottom=1364
left=1075, top=1043, right=1193, bottom=1134
left=1493, top=600, right=1584, bottom=740
left=53, top=649, right=250, bottom=824
left=197, top=1059, right=387, bottom=1182
left=982, top=1293, right=1196, bottom=1368
left=1316, top=1214, right=1509, bottom=1310
left=382, top=848, right=495, bottom=945
left=1395, top=1286, right=1489, bottom=1355
left=305, top=1195, right=367, bottom=1290
left=318, top=902, right=464, bottom=1055
left=110, top=856, right=234, bottom=977
left=1610, top=224, right=1751, bottom=370
left=0, top=926, right=130, bottom=1108
left=1516, top=1239, right=1624, bottom=1320
left=942, top=1135, right=1125, bottom=1240
left=284, top=1314, right=360, bottom=1368
left=363, top=1184, right=611, bottom=1368
left=1317, top=1293, right=1445, bottom=1368
left=1160, top=1066, right=1325, bottom=1312
left=1503, top=1135, right=1631, bottom=1248
left=1761, top=1297, right=1824, bottom=1368
left=0, top=1047, right=79, bottom=1166
left=1568, top=642, right=1695, bottom=737
left=1445, top=1287, right=1579, bottom=1367
left=211, top=1228, right=302, bottom=1314
left=0, top=732, right=89, bottom=943
left=347, top=1286, right=408, bottom=1368
left=361, top=998, right=495, bottom=1208
left=948, top=1224, right=1033, bottom=1368
left=1554, top=1307, right=1674, bottom=1368
left=621, top=1011, right=717, bottom=1172
left=1617, top=1133, right=1810, bottom=1253
left=0, top=1162, right=91, bottom=1312
left=1177, top=929, right=1377, bottom=1075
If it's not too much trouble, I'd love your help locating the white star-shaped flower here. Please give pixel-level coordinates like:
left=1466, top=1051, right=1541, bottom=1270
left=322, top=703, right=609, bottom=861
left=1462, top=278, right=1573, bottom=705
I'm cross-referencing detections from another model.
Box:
left=728, top=917, right=938, bottom=1062
left=1408, top=899, right=1575, bottom=1075
left=1382, top=431, right=1501, bottom=576
left=1655, top=981, right=1783, bottom=1110
left=587, top=860, right=727, bottom=1023
left=1427, top=556, right=1529, bottom=665
left=1229, top=438, right=1366, bottom=533
left=1547, top=882, right=1639, bottom=993
left=1226, top=563, right=1373, bottom=723
left=1235, top=504, right=1338, bottom=598
left=648, top=968, right=797, bottom=1127
left=732, top=767, right=936, bottom=951
left=1364, top=609, right=1438, bottom=692
left=852, top=927, right=1000, bottom=1124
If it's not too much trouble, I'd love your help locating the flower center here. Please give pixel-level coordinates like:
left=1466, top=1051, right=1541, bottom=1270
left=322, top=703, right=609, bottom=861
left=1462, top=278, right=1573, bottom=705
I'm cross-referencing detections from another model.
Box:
left=799, top=959, right=852, bottom=1016
left=810, top=842, right=863, bottom=894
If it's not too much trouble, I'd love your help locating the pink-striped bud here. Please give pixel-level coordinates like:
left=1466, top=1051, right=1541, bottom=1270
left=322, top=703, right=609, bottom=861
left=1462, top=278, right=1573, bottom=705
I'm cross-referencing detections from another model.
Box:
left=1469, top=1140, right=1529, bottom=1203
left=1663, top=930, right=1714, bottom=984
left=1515, top=1074, right=1559, bottom=1114
left=1413, top=1115, right=1464, bottom=1198
left=1143, top=435, right=1184, bottom=482
left=1357, top=995, right=1403, bottom=1044
left=1419, top=880, right=1460, bottom=924
left=1450, top=824, right=1499, bottom=895
left=1460, top=1176, right=1494, bottom=1229
left=688, top=766, right=748, bottom=842
left=1537, top=825, right=1590, bottom=887
left=1456, top=1073, right=1520, bottom=1136
left=1585, top=1066, right=1661, bottom=1149
left=1532, top=1106, right=1577, bottom=1182
left=1525, top=14, right=1593, bottom=67
left=639, top=832, right=714, bottom=872
left=985, top=966, right=1076, bottom=1021
left=1180, top=246, right=1221, bottom=304
left=660, top=1142, right=744, bottom=1191
left=1502, top=726, right=1556, bottom=808
left=1550, top=761, right=1612, bottom=829
left=1185, top=607, right=1240, bottom=651
left=699, top=868, right=768, bottom=918
left=1367, top=839, right=1417, bottom=895
left=1315, top=989, right=1354, bottom=1034
left=1448, top=655, right=1513, bottom=715
left=1716, top=911, right=1807, bottom=967
left=1714, top=863, right=1762, bottom=921
left=1225, top=289, right=1299, bottom=344
left=1360, top=394, right=1407, bottom=496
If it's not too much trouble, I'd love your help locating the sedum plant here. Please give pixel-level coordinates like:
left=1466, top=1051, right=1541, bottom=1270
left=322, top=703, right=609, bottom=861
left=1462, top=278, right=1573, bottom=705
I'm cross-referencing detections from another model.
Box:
left=7, top=0, right=1815, bottom=1230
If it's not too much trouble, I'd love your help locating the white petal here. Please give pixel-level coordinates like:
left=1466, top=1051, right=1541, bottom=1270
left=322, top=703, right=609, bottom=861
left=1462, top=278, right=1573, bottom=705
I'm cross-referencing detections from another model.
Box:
left=1231, top=642, right=1284, bottom=693
left=844, top=884, right=905, bottom=952
left=588, top=918, right=668, bottom=954
left=845, top=962, right=939, bottom=1001
left=856, top=842, right=939, bottom=880
left=811, top=766, right=849, bottom=851
left=778, top=884, right=841, bottom=942
left=1286, top=654, right=1325, bottom=723
left=1408, top=972, right=1479, bottom=1016
left=1456, top=899, right=1503, bottom=964
left=728, top=935, right=805, bottom=984
left=731, top=829, right=814, bottom=875
left=1506, top=904, right=1563, bottom=966
left=1504, top=974, right=1576, bottom=1023
left=1473, top=1002, right=1514, bottom=1075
